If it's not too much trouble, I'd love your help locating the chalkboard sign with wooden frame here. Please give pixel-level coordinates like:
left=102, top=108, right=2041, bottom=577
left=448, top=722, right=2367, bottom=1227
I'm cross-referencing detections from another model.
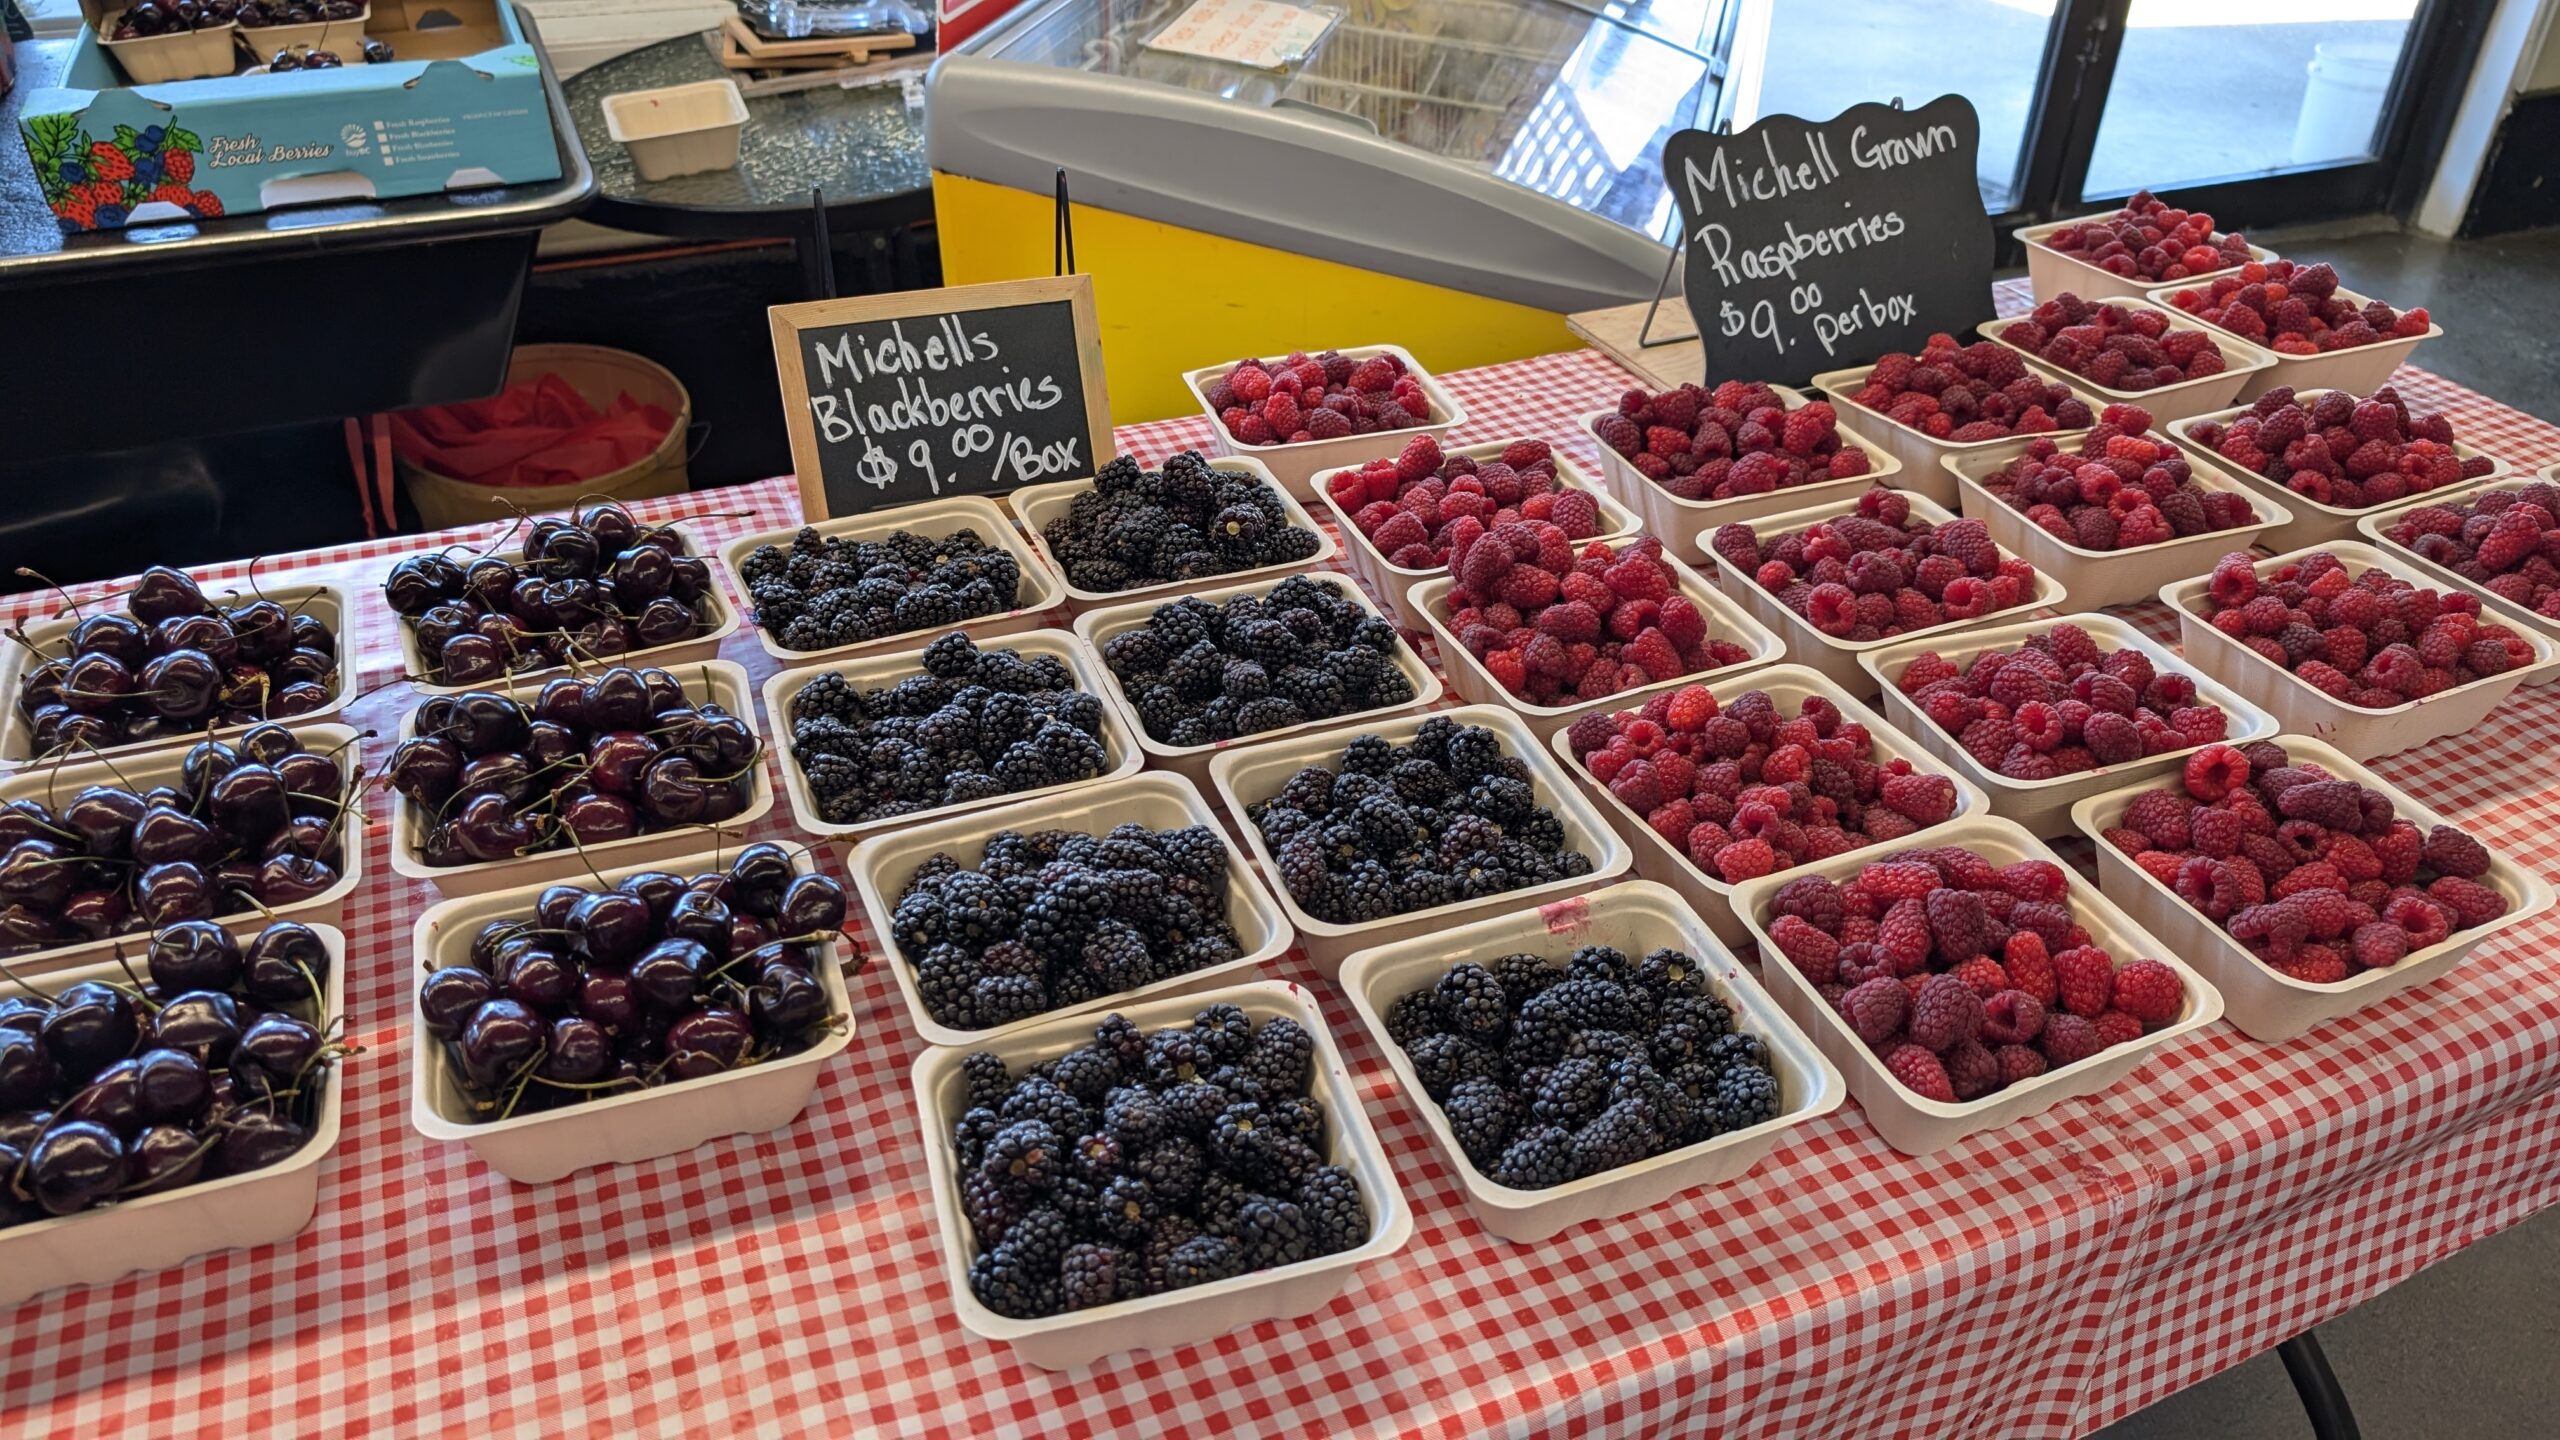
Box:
left=770, top=275, right=1115, bottom=521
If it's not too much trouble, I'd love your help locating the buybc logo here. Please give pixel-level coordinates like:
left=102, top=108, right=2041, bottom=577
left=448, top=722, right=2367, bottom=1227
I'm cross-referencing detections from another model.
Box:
left=342, top=124, right=369, bottom=152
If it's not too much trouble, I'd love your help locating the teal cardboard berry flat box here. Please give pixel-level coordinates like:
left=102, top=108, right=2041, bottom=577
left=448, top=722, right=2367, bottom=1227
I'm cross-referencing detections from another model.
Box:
left=20, top=0, right=559, bottom=233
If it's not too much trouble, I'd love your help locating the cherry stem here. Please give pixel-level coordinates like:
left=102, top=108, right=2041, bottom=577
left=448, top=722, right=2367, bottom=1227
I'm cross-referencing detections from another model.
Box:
left=13, top=568, right=87, bottom=624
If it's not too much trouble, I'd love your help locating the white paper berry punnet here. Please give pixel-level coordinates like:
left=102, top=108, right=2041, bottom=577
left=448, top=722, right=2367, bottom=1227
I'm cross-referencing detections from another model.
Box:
left=1858, top=612, right=2279, bottom=840
left=1009, top=454, right=1336, bottom=617
left=2167, top=389, right=2513, bottom=552
left=1697, top=487, right=2068, bottom=700
left=2146, top=277, right=2442, bottom=402
left=1729, top=813, right=2223, bottom=1157
left=1338, top=880, right=1845, bottom=1243
left=2070, top=735, right=2554, bottom=1042
left=2160, top=540, right=2558, bottom=761
left=2357, top=476, right=2560, bottom=645
left=715, top=495, right=1064, bottom=667
left=397, top=527, right=741, bottom=696
left=1314, top=437, right=1642, bottom=631
left=1979, top=294, right=2275, bottom=427
left=1548, top=664, right=1990, bottom=945
left=2013, top=204, right=2274, bottom=306
left=916, top=979, right=1413, bottom=1370
left=1575, top=384, right=1908, bottom=549
left=1941, top=429, right=2290, bottom=610
left=1181, top=344, right=1465, bottom=501
left=1812, top=361, right=2104, bottom=499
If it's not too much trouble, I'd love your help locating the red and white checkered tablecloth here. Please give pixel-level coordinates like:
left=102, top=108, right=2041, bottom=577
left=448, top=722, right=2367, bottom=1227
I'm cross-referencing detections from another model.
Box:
left=6, top=282, right=2559, bottom=1437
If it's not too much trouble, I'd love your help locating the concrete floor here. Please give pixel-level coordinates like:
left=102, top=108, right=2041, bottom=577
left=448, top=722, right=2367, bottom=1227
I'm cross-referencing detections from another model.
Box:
left=2092, top=224, right=2560, bottom=1440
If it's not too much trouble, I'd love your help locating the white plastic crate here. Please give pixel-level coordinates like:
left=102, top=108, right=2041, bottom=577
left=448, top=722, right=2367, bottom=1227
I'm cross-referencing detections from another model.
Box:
left=2069, top=735, right=2554, bottom=1041
left=1179, top=344, right=1466, bottom=500
left=845, top=771, right=1294, bottom=1048
left=715, top=495, right=1064, bottom=666
left=1695, top=487, right=2068, bottom=699
left=1857, top=611, right=2279, bottom=838
left=1206, top=704, right=1631, bottom=977
left=1545, top=663, right=1990, bottom=944
left=386, top=659, right=775, bottom=898
left=0, top=925, right=348, bottom=1308
left=1009, top=455, right=1336, bottom=616
left=762, top=629, right=1144, bottom=847
left=2160, top=540, right=2557, bottom=760
left=914, top=980, right=1412, bottom=1370
left=2146, top=281, right=2441, bottom=402
left=1941, top=433, right=2290, bottom=611
left=2164, top=390, right=2513, bottom=552
left=1728, top=814, right=2223, bottom=1156
left=1337, top=880, right=1843, bottom=1242
left=1070, top=570, right=1441, bottom=790
left=0, top=582, right=356, bottom=768
left=409, top=846, right=853, bottom=1183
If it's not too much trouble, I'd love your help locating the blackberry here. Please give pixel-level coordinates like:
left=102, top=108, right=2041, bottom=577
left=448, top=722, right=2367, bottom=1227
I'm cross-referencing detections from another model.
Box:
left=1270, top=1094, right=1326, bottom=1145
left=1329, top=861, right=1399, bottom=924
left=1638, top=947, right=1712, bottom=999
left=1441, top=1077, right=1516, bottom=1168
left=1129, top=1133, right=1205, bottom=1202
left=1059, top=1241, right=1131, bottom=1311
left=1153, top=826, right=1229, bottom=882
left=1144, top=1029, right=1216, bottom=1089
left=789, top=671, right=864, bottom=725
left=1701, top=1031, right=1771, bottom=1078
left=1191, top=1002, right=1254, bottom=1061
left=1237, top=1196, right=1311, bottom=1268
left=981, top=1120, right=1061, bottom=1190
left=1388, top=759, right=1453, bottom=806
left=1403, top=1032, right=1499, bottom=1099
left=1532, top=1056, right=1610, bottom=1126
left=1656, top=991, right=1734, bottom=1039
left=1051, top=1045, right=1121, bottom=1104
left=961, top=1169, right=1024, bottom=1247
left=1295, top=1165, right=1369, bottom=1256
left=1615, top=1057, right=1692, bottom=1140
left=1158, top=1083, right=1231, bottom=1143
left=1566, top=1029, right=1646, bottom=1066
left=1707, top=1063, right=1780, bottom=1134
left=1233, top=696, right=1306, bottom=735
left=1383, top=990, right=1445, bottom=1047
left=1094, top=1174, right=1160, bottom=1243
left=1244, top=1016, right=1315, bottom=1093
left=961, top=1051, right=1013, bottom=1109
left=1566, top=945, right=1632, bottom=984
left=1005, top=1205, right=1074, bottom=1269
left=1445, top=726, right=1505, bottom=782
left=1070, top=1131, right=1126, bottom=1186
left=1162, top=1235, right=1244, bottom=1290
left=1000, top=1077, right=1090, bottom=1138
left=1572, top=1099, right=1661, bottom=1176
left=1492, top=1123, right=1579, bottom=1189
left=914, top=947, right=980, bottom=1026
left=950, top=1105, right=1005, bottom=1170
left=1434, top=962, right=1509, bottom=1039
left=1102, top=1086, right=1168, bottom=1150
left=968, top=1248, right=1052, bottom=1319
left=1096, top=1012, right=1146, bottom=1066
left=1490, top=951, right=1561, bottom=1004
left=1525, top=978, right=1639, bottom=1037
left=971, top=974, right=1046, bottom=1025
left=1342, top=734, right=1397, bottom=776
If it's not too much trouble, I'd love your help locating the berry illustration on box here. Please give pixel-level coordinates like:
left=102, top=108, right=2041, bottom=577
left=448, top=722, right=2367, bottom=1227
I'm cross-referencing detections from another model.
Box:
left=26, top=114, right=218, bottom=232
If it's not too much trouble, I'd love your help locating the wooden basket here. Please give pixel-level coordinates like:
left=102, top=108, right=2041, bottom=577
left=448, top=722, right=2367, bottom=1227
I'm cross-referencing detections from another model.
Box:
left=397, top=343, right=691, bottom=531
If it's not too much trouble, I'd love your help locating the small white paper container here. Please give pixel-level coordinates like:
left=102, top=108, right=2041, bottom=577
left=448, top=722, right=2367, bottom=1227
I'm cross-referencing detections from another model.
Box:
left=1695, top=487, right=2068, bottom=699
left=1338, top=880, right=1844, bottom=1242
left=1857, top=611, right=2279, bottom=839
left=396, top=525, right=740, bottom=695
left=604, top=79, right=749, bottom=182
left=2013, top=211, right=2273, bottom=306
left=0, top=924, right=348, bottom=1309
left=1813, top=362, right=2103, bottom=504
left=915, top=979, right=1412, bottom=1369
left=1009, top=454, right=1336, bottom=616
left=846, top=771, right=1294, bottom=1048
left=1979, top=296, right=2277, bottom=427
left=2146, top=280, right=2441, bottom=402
left=2069, top=735, right=2555, bottom=1041
left=386, top=659, right=775, bottom=898
left=762, top=628, right=1143, bottom=847
left=1546, top=663, right=1989, bottom=944
left=1729, top=813, right=2224, bottom=1156
left=2160, top=540, right=2558, bottom=760
left=2355, top=475, right=2560, bottom=647
left=1576, top=385, right=1910, bottom=548
left=2164, top=390, right=2513, bottom=552
left=1071, top=571, right=1440, bottom=791
left=409, top=845, right=853, bottom=1183
left=1180, top=344, right=1466, bottom=500
left=0, top=723, right=363, bottom=976
left=0, top=582, right=356, bottom=768
left=1207, top=704, right=1632, bottom=977
left=715, top=495, right=1064, bottom=666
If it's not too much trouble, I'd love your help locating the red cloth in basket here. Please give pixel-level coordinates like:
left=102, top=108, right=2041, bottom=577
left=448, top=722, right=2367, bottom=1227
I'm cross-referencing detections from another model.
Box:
left=390, top=373, right=673, bottom=488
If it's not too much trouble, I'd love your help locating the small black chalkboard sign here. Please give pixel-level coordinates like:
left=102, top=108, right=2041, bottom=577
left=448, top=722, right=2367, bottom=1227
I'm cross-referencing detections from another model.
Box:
left=769, top=275, right=1115, bottom=520
left=1660, top=95, right=1994, bottom=389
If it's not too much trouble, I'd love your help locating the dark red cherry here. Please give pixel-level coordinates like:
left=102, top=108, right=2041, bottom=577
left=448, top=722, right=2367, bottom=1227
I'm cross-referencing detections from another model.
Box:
left=637, top=753, right=715, bottom=826
left=729, top=910, right=775, bottom=959
left=215, top=1109, right=310, bottom=1174
left=498, top=944, right=578, bottom=1012
left=274, top=750, right=340, bottom=815
left=539, top=1015, right=612, bottom=1083
left=567, top=618, right=633, bottom=661
left=447, top=691, right=530, bottom=756
left=506, top=577, right=556, bottom=629
left=40, top=980, right=138, bottom=1083
left=70, top=612, right=150, bottom=668
left=134, top=1047, right=212, bottom=1123
left=665, top=1007, right=752, bottom=1080
left=0, top=838, right=74, bottom=910
left=227, top=600, right=294, bottom=665
left=463, top=557, right=517, bottom=612
left=630, top=938, right=710, bottom=1013
left=529, top=677, right=587, bottom=731
left=57, top=887, right=130, bottom=940
left=0, top=1108, right=47, bottom=1150
left=243, top=921, right=331, bottom=1003
left=262, top=814, right=342, bottom=868
left=577, top=972, right=639, bottom=1033
left=147, top=919, right=242, bottom=993
left=450, top=792, right=535, bottom=863
left=232, top=723, right=296, bottom=768
left=210, top=858, right=262, bottom=908
left=585, top=730, right=657, bottom=796
left=150, top=989, right=244, bottom=1064
left=59, top=650, right=135, bottom=715
left=289, top=614, right=334, bottom=656
left=580, top=502, right=638, bottom=552
left=667, top=555, right=711, bottom=603
left=532, top=884, right=585, bottom=929
left=253, top=853, right=337, bottom=906
left=384, top=554, right=463, bottom=616
left=129, top=565, right=212, bottom=625
left=126, top=1123, right=210, bottom=1195
left=728, top=843, right=796, bottom=917
left=614, top=870, right=685, bottom=920
left=273, top=645, right=334, bottom=688
left=418, top=967, right=496, bottom=1039
left=28, top=1120, right=124, bottom=1214
left=412, top=601, right=478, bottom=660
left=136, top=861, right=214, bottom=926
left=132, top=805, right=217, bottom=867
left=582, top=668, right=651, bottom=731
left=458, top=998, right=545, bottom=1090
left=438, top=634, right=507, bottom=686
left=779, top=873, right=849, bottom=936
left=232, top=1012, right=322, bottom=1101
left=608, top=545, right=672, bottom=607
left=664, top=890, right=732, bottom=957
left=530, top=525, right=599, bottom=581
left=58, top=1058, right=145, bottom=1138
left=141, top=649, right=220, bottom=721
left=632, top=596, right=697, bottom=648
left=385, top=734, right=463, bottom=808
left=637, top=669, right=687, bottom=713
left=456, top=751, right=536, bottom=807
left=209, top=763, right=289, bottom=841
left=155, top=612, right=238, bottom=670
left=0, top=799, right=61, bottom=848
left=0, top=1029, right=54, bottom=1109
left=468, top=920, right=525, bottom=972
left=0, top=904, right=60, bottom=957
left=272, top=680, right=330, bottom=719
left=749, top=959, right=828, bottom=1038
left=524, top=719, right=578, bottom=771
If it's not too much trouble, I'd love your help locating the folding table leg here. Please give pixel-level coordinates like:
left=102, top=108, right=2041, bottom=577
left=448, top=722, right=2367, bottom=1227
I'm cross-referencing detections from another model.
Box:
left=2277, top=1332, right=2361, bottom=1440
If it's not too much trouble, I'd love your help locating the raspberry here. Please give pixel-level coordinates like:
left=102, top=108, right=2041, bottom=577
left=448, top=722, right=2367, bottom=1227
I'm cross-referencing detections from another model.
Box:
left=2383, top=893, right=2452, bottom=946
left=1769, top=913, right=1842, bottom=985
left=2275, top=780, right=2366, bottom=831
left=2349, top=922, right=2409, bottom=970
left=1717, top=838, right=1777, bottom=882
left=1874, top=897, right=1934, bottom=974
left=1858, top=860, right=1944, bottom=901
left=2427, top=875, right=2508, bottom=927
left=1602, top=556, right=1675, bottom=604
left=1950, top=956, right=2010, bottom=998
left=1880, top=773, right=1958, bottom=827
left=1772, top=874, right=1846, bottom=930
left=2183, top=745, right=2250, bottom=801
left=2093, top=1010, right=2146, bottom=1048
left=1995, top=1043, right=2049, bottom=1086
left=1981, top=989, right=2045, bottom=1045
left=2052, top=946, right=2115, bottom=1018
left=1923, top=887, right=1992, bottom=961
left=2122, top=789, right=2195, bottom=849
left=1997, top=861, right=2068, bottom=904
left=2109, top=959, right=2184, bottom=1024
left=2004, top=932, right=2058, bottom=1006
left=2272, top=949, right=2352, bottom=984
left=1883, top=1043, right=1956, bottom=1102
left=1536, top=600, right=1602, bottom=644
left=1943, top=1039, right=2001, bottom=1100
left=2039, top=1013, right=2101, bottom=1067
left=1838, top=977, right=1909, bottom=1044
left=2419, top=823, right=2491, bottom=878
